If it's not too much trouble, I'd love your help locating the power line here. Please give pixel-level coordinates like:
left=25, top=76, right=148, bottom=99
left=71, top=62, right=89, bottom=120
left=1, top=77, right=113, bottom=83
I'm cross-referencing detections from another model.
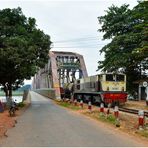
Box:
left=52, top=47, right=99, bottom=48
left=52, top=35, right=110, bottom=49
left=53, top=36, right=103, bottom=43
left=53, top=44, right=106, bottom=48
left=52, top=42, right=109, bottom=48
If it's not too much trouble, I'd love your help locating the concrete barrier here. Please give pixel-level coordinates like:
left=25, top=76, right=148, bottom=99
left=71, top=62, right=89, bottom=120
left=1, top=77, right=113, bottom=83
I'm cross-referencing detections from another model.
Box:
left=24, top=91, right=31, bottom=104
left=33, top=88, right=56, bottom=99
left=23, top=90, right=29, bottom=101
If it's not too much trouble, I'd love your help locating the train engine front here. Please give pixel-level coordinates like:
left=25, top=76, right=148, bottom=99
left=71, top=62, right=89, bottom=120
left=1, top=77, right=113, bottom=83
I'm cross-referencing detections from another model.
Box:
left=100, top=73, right=127, bottom=105
left=73, top=73, right=127, bottom=106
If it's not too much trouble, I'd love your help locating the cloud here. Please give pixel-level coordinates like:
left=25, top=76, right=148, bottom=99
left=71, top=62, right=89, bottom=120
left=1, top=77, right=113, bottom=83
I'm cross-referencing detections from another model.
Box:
left=0, top=0, right=138, bottom=78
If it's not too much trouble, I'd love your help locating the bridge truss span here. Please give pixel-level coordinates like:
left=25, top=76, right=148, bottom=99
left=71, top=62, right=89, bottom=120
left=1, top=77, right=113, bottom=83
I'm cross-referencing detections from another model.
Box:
left=32, top=51, right=88, bottom=100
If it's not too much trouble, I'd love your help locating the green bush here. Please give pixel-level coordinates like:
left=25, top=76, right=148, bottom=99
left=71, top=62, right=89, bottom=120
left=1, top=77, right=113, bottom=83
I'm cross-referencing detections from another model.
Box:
left=17, top=102, right=25, bottom=108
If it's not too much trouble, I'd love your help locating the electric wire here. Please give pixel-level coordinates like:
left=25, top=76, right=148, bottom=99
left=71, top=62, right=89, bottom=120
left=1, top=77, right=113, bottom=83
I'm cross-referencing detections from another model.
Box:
left=52, top=35, right=109, bottom=49
left=53, top=36, right=104, bottom=43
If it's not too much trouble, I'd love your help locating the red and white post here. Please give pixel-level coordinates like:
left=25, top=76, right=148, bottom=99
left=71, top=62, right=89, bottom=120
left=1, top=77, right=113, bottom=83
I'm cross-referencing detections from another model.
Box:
left=88, top=101, right=92, bottom=113
left=114, top=106, right=119, bottom=119
left=138, top=110, right=145, bottom=130
left=74, top=99, right=77, bottom=106
left=80, top=100, right=83, bottom=109
left=100, top=103, right=104, bottom=114
left=69, top=99, right=73, bottom=104
left=114, top=106, right=120, bottom=127
left=69, top=95, right=73, bottom=104
left=106, top=103, right=111, bottom=116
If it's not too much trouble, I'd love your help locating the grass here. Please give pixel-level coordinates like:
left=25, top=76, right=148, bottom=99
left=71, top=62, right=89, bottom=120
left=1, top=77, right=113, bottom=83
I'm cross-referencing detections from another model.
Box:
left=55, top=100, right=148, bottom=139
left=56, top=100, right=118, bottom=126
left=136, top=130, right=148, bottom=138
left=56, top=101, right=81, bottom=110
left=17, top=102, right=25, bottom=108
left=84, top=110, right=117, bottom=126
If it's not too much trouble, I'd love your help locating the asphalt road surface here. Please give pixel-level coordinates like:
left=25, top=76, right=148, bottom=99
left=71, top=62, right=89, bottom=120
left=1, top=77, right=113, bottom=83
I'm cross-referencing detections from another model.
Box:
left=0, top=91, right=147, bottom=147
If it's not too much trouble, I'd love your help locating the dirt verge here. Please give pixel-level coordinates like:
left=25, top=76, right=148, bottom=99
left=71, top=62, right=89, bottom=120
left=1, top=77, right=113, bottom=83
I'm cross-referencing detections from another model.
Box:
left=0, top=101, right=30, bottom=138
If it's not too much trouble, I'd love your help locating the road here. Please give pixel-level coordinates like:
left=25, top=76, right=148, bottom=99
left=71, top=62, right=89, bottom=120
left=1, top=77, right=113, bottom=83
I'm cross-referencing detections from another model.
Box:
left=0, top=91, right=147, bottom=147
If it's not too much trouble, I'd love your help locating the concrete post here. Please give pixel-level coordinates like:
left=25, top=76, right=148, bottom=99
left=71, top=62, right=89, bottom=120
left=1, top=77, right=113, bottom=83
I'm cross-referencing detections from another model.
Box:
left=106, top=103, right=111, bottom=115
left=114, top=106, right=119, bottom=118
left=88, top=101, right=92, bottom=113
left=80, top=100, right=83, bottom=109
left=100, top=103, right=104, bottom=113
left=138, top=110, right=145, bottom=130
left=74, top=99, right=77, bottom=106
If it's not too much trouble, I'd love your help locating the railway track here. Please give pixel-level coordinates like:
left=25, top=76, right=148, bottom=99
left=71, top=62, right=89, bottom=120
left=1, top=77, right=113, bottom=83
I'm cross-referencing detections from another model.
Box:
left=119, top=107, right=148, bottom=117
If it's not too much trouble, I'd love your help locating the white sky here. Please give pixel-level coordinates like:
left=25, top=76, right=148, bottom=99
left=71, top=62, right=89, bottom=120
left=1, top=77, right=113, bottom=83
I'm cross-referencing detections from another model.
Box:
left=0, top=0, right=138, bottom=85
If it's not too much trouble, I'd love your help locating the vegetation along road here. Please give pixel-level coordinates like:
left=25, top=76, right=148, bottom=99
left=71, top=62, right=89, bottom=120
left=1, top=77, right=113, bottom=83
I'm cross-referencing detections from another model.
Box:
left=0, top=91, right=147, bottom=147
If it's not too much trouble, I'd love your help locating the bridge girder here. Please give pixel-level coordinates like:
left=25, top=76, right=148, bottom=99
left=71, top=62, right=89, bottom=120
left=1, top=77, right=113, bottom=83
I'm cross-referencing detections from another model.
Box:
left=32, top=51, right=88, bottom=100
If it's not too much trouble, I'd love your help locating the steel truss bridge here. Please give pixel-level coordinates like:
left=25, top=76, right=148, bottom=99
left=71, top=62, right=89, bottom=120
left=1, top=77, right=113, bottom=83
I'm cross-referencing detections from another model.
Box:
left=32, top=51, right=88, bottom=99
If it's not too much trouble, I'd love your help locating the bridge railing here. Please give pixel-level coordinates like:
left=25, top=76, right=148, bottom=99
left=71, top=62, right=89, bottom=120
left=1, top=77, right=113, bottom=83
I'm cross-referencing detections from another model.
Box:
left=33, top=88, right=56, bottom=99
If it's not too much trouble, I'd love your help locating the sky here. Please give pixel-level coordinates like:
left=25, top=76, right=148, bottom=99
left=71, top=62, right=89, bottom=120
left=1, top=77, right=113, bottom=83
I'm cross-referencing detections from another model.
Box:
left=0, top=0, right=138, bottom=85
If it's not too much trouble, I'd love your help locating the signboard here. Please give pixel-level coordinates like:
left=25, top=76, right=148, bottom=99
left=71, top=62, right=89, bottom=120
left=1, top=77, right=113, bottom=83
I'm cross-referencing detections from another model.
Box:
left=58, top=62, right=80, bottom=69
left=143, top=81, right=148, bottom=87
left=138, top=110, right=144, bottom=116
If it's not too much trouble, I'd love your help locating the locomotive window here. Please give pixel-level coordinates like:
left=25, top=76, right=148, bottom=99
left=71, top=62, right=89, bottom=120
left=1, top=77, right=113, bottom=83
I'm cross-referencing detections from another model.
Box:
left=116, top=75, right=125, bottom=81
left=90, top=82, right=95, bottom=88
left=77, top=85, right=80, bottom=90
left=106, top=74, right=114, bottom=81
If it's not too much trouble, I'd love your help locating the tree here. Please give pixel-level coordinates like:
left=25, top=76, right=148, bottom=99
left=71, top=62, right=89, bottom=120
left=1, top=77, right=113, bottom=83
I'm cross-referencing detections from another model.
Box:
left=0, top=7, right=52, bottom=98
left=131, top=1, right=148, bottom=76
left=97, top=1, right=148, bottom=92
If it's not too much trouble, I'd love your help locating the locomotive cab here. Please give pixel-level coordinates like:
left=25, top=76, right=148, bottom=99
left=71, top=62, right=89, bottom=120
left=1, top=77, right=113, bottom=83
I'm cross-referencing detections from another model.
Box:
left=73, top=73, right=127, bottom=106
left=99, top=73, right=127, bottom=105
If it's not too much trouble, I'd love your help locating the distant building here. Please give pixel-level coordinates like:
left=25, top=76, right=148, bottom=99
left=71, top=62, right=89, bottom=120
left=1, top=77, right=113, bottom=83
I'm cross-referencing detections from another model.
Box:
left=134, top=79, right=148, bottom=100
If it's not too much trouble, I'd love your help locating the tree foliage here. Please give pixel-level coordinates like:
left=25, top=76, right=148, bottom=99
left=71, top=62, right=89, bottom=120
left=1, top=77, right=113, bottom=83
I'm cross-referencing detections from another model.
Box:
left=0, top=7, right=51, bottom=97
left=98, top=1, right=148, bottom=92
